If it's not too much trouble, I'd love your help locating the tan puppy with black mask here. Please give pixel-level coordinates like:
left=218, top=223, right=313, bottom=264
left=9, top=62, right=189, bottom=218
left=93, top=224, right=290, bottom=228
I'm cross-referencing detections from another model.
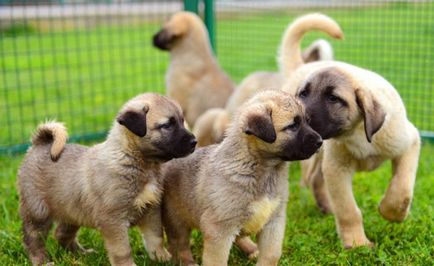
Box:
left=284, top=61, right=420, bottom=248
left=193, top=13, right=343, bottom=146
left=158, top=90, right=322, bottom=266
left=17, top=93, right=196, bottom=265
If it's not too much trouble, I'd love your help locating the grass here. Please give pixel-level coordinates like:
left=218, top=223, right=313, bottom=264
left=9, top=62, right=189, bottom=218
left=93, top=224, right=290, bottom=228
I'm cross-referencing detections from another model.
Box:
left=1, top=1, right=434, bottom=265
left=1, top=143, right=433, bottom=265
left=1, top=2, right=434, bottom=151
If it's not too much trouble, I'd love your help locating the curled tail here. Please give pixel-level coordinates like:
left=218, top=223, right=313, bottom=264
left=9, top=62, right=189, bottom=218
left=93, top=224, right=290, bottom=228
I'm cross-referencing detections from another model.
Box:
left=31, top=121, right=68, bottom=161
left=278, top=13, right=344, bottom=74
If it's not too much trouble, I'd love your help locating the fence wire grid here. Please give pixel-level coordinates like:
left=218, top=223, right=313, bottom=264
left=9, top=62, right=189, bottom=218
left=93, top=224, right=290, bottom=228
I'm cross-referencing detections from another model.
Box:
left=1, top=0, right=433, bottom=154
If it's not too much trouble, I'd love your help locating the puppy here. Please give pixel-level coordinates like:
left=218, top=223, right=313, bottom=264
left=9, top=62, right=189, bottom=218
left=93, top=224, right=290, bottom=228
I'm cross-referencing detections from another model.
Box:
left=284, top=61, right=421, bottom=248
left=17, top=93, right=197, bottom=265
left=193, top=13, right=343, bottom=146
left=159, top=90, right=322, bottom=265
left=153, top=11, right=235, bottom=127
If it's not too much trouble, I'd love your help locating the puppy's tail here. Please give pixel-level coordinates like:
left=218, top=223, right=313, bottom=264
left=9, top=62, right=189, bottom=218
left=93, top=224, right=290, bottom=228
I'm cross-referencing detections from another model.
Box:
left=278, top=13, right=344, bottom=75
left=31, top=121, right=68, bottom=161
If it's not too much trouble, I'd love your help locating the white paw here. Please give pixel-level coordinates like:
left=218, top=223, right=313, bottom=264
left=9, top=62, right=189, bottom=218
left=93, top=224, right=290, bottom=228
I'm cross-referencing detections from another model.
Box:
left=149, top=247, right=172, bottom=262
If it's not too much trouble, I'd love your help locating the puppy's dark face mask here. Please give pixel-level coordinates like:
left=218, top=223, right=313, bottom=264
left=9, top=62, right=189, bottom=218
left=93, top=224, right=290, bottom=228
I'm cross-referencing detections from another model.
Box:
left=152, top=29, right=179, bottom=51
left=297, top=68, right=354, bottom=140
left=151, top=116, right=196, bottom=160
left=297, top=67, right=385, bottom=143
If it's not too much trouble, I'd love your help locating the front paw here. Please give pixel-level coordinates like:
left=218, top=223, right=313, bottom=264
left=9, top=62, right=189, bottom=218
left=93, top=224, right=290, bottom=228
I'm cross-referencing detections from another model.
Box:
left=148, top=247, right=172, bottom=262
left=379, top=196, right=411, bottom=222
left=343, top=237, right=374, bottom=249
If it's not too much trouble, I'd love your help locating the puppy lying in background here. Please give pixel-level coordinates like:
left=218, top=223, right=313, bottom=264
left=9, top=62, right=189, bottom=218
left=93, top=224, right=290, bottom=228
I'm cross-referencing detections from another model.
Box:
left=193, top=13, right=343, bottom=146
left=284, top=61, right=420, bottom=248
left=17, top=93, right=196, bottom=265
left=158, top=90, right=322, bottom=265
left=153, top=11, right=235, bottom=128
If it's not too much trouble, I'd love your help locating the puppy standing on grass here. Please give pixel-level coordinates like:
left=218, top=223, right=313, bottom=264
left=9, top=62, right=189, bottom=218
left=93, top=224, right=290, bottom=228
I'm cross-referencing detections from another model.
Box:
left=284, top=61, right=421, bottom=248
left=158, top=90, right=322, bottom=265
left=193, top=13, right=343, bottom=146
left=17, top=93, right=197, bottom=265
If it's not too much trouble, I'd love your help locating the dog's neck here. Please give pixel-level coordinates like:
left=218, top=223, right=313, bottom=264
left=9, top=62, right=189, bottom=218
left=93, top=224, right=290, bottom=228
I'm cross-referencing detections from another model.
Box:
left=216, top=133, right=286, bottom=177
left=169, top=41, right=218, bottom=74
left=104, top=125, right=162, bottom=169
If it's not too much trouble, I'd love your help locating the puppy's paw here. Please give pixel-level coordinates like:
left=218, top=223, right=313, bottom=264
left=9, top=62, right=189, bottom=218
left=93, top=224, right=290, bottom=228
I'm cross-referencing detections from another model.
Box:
left=379, top=196, right=411, bottom=222
left=343, top=238, right=374, bottom=249
left=45, top=262, right=55, bottom=266
left=149, top=247, right=172, bottom=262
left=248, top=249, right=259, bottom=260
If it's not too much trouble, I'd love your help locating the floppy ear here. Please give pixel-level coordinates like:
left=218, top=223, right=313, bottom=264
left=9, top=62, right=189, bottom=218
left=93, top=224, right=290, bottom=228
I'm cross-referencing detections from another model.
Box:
left=117, top=106, right=149, bottom=137
left=243, top=108, right=276, bottom=143
left=355, top=89, right=386, bottom=143
left=303, top=47, right=320, bottom=63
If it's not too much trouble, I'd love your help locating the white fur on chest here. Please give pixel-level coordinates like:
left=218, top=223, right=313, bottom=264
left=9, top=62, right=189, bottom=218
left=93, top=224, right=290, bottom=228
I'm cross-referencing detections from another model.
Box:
left=134, top=181, right=162, bottom=209
left=243, top=197, right=280, bottom=234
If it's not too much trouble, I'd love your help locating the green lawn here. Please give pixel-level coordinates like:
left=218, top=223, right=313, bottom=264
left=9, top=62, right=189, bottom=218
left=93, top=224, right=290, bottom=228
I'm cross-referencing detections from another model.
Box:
left=1, top=1, right=434, bottom=265
left=1, top=143, right=433, bottom=265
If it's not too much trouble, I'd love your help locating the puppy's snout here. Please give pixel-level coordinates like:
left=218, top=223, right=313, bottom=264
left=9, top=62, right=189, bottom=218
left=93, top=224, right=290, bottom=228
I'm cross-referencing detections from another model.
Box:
left=304, top=131, right=323, bottom=149
left=152, top=30, right=170, bottom=50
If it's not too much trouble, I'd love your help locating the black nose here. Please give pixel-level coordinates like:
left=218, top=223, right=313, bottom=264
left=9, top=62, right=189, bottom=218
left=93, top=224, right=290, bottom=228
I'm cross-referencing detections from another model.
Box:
left=190, top=138, right=197, bottom=149
left=304, top=132, right=322, bottom=148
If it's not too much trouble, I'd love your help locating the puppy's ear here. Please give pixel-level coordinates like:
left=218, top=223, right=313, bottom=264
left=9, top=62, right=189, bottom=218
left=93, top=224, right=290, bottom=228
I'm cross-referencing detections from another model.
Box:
left=355, top=89, right=386, bottom=143
left=243, top=107, right=276, bottom=143
left=303, top=47, right=320, bottom=63
left=117, top=106, right=149, bottom=137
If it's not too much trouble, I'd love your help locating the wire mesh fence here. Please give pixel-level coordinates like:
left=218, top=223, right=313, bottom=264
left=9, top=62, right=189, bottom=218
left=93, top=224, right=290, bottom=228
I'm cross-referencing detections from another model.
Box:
left=216, top=0, right=434, bottom=136
left=1, top=1, right=181, bottom=153
left=1, top=0, right=433, bottom=154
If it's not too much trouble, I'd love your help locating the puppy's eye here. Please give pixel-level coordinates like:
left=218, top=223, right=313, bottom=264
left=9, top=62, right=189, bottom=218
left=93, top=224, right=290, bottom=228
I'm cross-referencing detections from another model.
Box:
left=327, top=94, right=340, bottom=103
left=299, top=83, right=310, bottom=99
left=158, top=117, right=176, bottom=130
left=284, top=121, right=300, bottom=131
left=159, top=122, right=172, bottom=129
left=299, top=90, right=309, bottom=98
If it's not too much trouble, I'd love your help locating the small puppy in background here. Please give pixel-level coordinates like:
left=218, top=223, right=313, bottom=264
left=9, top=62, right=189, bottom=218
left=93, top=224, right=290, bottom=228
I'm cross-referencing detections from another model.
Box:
left=284, top=61, right=420, bottom=248
left=193, top=13, right=343, bottom=146
left=158, top=90, right=322, bottom=266
left=153, top=11, right=235, bottom=128
left=17, top=93, right=196, bottom=265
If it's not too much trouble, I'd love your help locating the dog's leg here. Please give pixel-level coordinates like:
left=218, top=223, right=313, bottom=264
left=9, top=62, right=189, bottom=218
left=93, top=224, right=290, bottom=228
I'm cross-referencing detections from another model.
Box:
left=301, top=151, right=331, bottom=214
left=55, top=223, right=92, bottom=254
left=22, top=218, right=53, bottom=265
left=379, top=137, right=420, bottom=222
left=256, top=207, right=286, bottom=266
left=235, top=236, right=258, bottom=260
left=202, top=230, right=235, bottom=266
left=163, top=210, right=195, bottom=265
left=137, top=206, right=171, bottom=262
left=323, top=156, right=373, bottom=248
left=100, top=224, right=135, bottom=266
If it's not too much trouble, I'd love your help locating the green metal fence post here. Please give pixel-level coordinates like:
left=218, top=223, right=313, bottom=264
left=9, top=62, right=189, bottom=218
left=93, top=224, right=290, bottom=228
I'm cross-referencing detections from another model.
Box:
left=184, top=0, right=199, bottom=14
left=204, top=0, right=216, bottom=53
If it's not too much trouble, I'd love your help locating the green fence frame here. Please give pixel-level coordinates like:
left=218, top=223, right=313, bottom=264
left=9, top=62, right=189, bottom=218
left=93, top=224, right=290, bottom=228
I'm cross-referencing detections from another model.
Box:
left=184, top=0, right=215, bottom=52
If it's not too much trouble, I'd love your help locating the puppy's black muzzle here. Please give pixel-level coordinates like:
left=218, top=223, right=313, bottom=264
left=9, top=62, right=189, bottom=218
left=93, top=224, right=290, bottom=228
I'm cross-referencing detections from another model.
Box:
left=153, top=29, right=172, bottom=51
left=280, top=125, right=322, bottom=161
